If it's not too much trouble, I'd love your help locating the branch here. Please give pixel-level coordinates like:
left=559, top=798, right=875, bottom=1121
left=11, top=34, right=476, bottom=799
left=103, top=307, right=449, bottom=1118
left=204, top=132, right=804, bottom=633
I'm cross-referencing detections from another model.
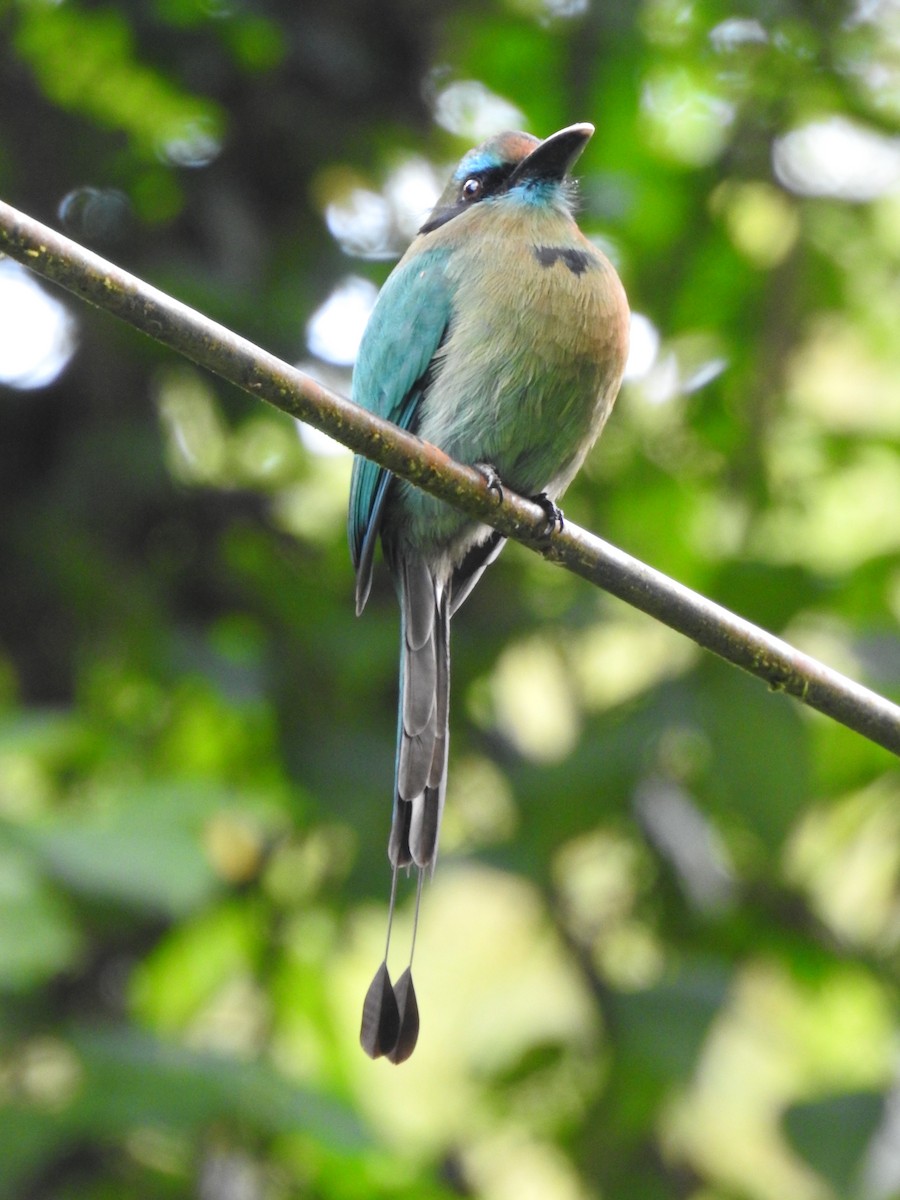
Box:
left=2, top=198, right=899, bottom=757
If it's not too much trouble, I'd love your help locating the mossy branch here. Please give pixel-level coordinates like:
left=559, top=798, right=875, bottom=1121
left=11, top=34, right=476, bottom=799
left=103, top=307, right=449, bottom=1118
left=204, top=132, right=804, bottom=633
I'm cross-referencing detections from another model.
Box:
left=2, top=197, right=898, bottom=756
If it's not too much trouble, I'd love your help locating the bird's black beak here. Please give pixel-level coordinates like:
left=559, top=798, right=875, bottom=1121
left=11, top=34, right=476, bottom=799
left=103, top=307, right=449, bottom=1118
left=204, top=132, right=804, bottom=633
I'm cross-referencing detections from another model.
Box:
left=508, top=122, right=594, bottom=186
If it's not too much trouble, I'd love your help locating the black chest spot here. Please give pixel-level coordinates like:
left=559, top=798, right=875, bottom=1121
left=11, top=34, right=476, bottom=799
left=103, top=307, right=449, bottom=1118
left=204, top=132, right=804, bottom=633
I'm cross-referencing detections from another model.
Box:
left=533, top=245, right=594, bottom=275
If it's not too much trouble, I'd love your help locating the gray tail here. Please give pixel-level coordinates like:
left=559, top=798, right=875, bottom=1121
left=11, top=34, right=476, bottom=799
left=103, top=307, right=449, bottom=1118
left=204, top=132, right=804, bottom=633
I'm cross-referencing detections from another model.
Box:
left=389, top=556, right=450, bottom=869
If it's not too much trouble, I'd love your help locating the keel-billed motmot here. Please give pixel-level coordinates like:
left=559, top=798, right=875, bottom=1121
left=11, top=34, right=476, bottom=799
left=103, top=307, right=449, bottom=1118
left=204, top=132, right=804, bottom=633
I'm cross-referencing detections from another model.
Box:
left=349, top=123, right=629, bottom=1062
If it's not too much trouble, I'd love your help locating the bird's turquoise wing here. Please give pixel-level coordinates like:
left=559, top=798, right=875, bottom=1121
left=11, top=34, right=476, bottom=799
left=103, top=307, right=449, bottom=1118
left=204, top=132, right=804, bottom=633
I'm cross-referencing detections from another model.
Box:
left=348, top=245, right=454, bottom=610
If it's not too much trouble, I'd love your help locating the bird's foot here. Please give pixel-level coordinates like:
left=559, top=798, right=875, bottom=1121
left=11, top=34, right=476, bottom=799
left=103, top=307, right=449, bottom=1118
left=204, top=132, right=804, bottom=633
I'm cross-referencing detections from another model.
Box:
left=474, top=462, right=504, bottom=505
left=531, top=491, right=564, bottom=534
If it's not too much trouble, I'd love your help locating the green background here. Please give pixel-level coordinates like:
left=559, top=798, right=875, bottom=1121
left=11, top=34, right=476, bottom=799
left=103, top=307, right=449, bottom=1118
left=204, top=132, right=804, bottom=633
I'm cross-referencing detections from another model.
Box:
left=1, top=1, right=899, bottom=1196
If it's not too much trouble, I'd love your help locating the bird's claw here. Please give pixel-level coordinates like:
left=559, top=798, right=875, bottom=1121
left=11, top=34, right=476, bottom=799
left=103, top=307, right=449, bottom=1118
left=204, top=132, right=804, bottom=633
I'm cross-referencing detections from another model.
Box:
left=475, top=462, right=504, bottom=505
left=532, top=491, right=564, bottom=534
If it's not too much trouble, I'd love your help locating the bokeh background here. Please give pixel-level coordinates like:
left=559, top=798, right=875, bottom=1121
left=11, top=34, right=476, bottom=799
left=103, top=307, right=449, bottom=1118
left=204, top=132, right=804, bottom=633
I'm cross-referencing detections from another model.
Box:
left=2, top=1, right=900, bottom=1197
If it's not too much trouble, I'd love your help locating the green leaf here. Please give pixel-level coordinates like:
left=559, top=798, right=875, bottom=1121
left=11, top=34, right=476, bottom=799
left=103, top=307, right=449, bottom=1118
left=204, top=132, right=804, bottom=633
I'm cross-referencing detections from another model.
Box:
left=0, top=1108, right=71, bottom=1200
left=0, top=831, right=82, bottom=990
left=23, top=784, right=224, bottom=917
left=694, top=660, right=811, bottom=850
left=782, top=1091, right=884, bottom=1195
left=70, top=1026, right=367, bottom=1147
left=609, top=960, right=731, bottom=1082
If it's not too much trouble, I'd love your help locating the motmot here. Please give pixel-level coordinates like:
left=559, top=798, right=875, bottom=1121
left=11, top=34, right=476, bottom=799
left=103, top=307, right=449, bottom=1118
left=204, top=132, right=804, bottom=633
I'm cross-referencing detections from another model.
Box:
left=349, top=123, right=629, bottom=1062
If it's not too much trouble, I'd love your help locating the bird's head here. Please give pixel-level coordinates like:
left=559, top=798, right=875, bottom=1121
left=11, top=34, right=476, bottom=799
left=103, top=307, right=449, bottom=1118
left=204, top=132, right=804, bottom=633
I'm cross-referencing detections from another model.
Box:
left=419, top=123, right=594, bottom=235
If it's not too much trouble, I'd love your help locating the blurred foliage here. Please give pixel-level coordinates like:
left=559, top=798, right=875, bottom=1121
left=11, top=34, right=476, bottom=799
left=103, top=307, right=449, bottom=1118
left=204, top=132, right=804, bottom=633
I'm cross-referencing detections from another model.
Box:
left=1, top=0, right=899, bottom=1197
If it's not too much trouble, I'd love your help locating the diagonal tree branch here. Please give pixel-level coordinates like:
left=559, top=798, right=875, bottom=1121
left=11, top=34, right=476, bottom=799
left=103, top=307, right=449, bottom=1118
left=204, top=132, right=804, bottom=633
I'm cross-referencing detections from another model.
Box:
left=1, top=197, right=899, bottom=756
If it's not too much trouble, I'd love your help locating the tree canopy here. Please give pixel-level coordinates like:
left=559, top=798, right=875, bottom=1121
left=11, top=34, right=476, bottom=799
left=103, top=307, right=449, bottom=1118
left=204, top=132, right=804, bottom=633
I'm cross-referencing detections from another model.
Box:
left=1, top=2, right=899, bottom=1198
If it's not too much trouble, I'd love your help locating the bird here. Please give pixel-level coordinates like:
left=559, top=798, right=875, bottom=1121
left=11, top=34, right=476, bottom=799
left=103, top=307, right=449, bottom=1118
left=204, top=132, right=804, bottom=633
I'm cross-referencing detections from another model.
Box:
left=348, top=122, right=629, bottom=1063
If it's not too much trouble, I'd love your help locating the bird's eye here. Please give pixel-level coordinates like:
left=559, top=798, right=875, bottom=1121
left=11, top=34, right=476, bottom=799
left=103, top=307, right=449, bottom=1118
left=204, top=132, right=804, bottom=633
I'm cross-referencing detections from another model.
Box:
left=461, top=176, right=483, bottom=202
